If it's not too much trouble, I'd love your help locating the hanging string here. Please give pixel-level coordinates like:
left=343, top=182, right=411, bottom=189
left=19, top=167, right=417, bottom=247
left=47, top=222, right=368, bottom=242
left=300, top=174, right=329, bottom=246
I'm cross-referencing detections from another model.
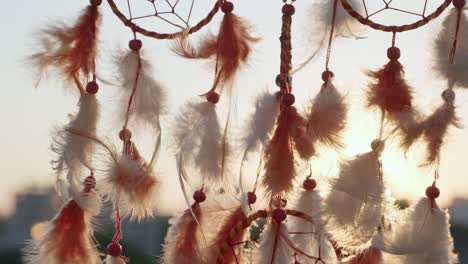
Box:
left=325, top=0, right=339, bottom=71
left=391, top=30, right=397, bottom=47
left=279, top=4, right=294, bottom=93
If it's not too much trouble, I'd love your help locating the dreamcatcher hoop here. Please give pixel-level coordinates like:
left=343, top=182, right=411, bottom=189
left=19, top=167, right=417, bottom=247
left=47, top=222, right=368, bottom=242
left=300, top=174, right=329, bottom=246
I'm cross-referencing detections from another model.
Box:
left=339, top=0, right=452, bottom=32
left=107, top=0, right=223, bottom=39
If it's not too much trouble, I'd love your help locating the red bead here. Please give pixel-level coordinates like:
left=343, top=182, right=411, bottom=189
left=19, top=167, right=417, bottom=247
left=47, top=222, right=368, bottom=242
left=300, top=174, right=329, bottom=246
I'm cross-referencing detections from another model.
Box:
left=107, top=243, right=122, bottom=257
left=303, top=178, right=317, bottom=190
left=282, top=4, right=295, bottom=15
left=281, top=93, right=295, bottom=106
left=119, top=129, right=132, bottom=141
left=206, top=92, right=220, bottom=104
left=90, top=0, right=102, bottom=6
left=272, top=208, right=287, bottom=223
left=193, top=190, right=206, bottom=203
left=247, top=192, right=257, bottom=204
left=86, top=81, right=99, bottom=94
left=387, top=46, right=401, bottom=60
left=453, top=0, right=466, bottom=8
left=221, top=1, right=234, bottom=13
left=129, top=39, right=142, bottom=52
left=426, top=185, right=440, bottom=199
left=259, top=209, right=268, bottom=218
left=321, top=70, right=334, bottom=82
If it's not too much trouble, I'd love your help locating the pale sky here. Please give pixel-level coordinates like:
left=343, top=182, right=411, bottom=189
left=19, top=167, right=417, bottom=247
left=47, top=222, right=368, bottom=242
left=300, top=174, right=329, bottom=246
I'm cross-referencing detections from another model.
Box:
left=1, top=0, right=467, bottom=216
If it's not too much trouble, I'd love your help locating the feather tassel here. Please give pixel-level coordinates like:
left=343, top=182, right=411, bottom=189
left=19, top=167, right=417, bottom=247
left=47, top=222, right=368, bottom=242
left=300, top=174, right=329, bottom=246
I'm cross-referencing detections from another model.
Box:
left=306, top=81, right=347, bottom=149
left=51, top=93, right=99, bottom=193
left=420, top=88, right=461, bottom=165
left=161, top=204, right=205, bottom=264
left=23, top=176, right=101, bottom=264
left=117, top=51, right=166, bottom=130
left=105, top=140, right=160, bottom=221
left=262, top=106, right=304, bottom=197
left=173, top=101, right=226, bottom=184
left=173, top=1, right=257, bottom=93
left=366, top=57, right=414, bottom=116
left=346, top=247, right=383, bottom=264
left=373, top=198, right=458, bottom=264
left=434, top=7, right=468, bottom=88
left=324, top=140, right=386, bottom=249
left=31, top=2, right=101, bottom=87
left=105, top=255, right=127, bottom=264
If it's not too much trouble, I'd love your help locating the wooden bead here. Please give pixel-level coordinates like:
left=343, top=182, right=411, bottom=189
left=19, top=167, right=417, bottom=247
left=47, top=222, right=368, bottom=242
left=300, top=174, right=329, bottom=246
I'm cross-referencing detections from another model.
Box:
left=282, top=4, right=295, bottom=16
left=119, top=129, right=132, bottom=141
left=129, top=39, right=142, bottom=52
left=86, top=81, right=99, bottom=94
left=207, top=92, right=220, bottom=104
left=272, top=209, right=287, bottom=223
left=221, top=1, right=234, bottom=13
left=247, top=192, right=257, bottom=204
left=426, top=185, right=440, bottom=199
left=107, top=243, right=122, bottom=257
left=387, top=46, right=401, bottom=60
left=321, top=70, right=334, bottom=82
left=193, top=190, right=206, bottom=203
left=303, top=178, right=317, bottom=190
left=281, top=93, right=295, bottom=106
left=453, top=0, right=466, bottom=8
left=90, top=0, right=102, bottom=7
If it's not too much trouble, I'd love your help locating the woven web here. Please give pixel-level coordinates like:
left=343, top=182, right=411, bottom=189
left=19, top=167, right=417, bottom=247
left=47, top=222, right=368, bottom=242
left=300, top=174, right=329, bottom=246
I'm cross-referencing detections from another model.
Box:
left=116, top=0, right=217, bottom=33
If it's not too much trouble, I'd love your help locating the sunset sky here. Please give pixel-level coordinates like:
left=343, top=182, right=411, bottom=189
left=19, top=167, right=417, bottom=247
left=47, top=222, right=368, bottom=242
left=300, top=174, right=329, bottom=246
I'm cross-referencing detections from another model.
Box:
left=1, top=0, right=467, bottom=216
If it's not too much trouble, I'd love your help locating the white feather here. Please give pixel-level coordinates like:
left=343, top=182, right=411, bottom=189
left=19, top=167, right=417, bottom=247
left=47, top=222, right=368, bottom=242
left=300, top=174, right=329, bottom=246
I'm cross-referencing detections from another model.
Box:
left=374, top=198, right=458, bottom=264
left=105, top=255, right=127, bottom=264
left=255, top=222, right=293, bottom=264
left=316, top=0, right=366, bottom=37
left=324, top=140, right=387, bottom=248
left=434, top=8, right=468, bottom=88
left=173, top=101, right=225, bottom=183
left=72, top=188, right=102, bottom=216
left=288, top=189, right=339, bottom=264
left=306, top=82, right=347, bottom=149
left=117, top=51, right=166, bottom=129
left=51, top=93, right=99, bottom=192
left=242, top=90, right=280, bottom=154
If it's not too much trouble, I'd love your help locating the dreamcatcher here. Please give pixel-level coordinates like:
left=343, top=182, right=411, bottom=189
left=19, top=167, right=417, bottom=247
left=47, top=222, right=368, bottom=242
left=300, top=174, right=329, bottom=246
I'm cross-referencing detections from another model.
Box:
left=23, top=0, right=464, bottom=263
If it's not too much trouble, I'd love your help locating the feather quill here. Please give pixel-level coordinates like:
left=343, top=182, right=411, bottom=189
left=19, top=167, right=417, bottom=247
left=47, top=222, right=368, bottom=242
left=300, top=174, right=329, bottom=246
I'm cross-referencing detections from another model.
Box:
left=434, top=8, right=468, bottom=88
left=117, top=51, right=166, bottom=130
left=51, top=93, right=99, bottom=192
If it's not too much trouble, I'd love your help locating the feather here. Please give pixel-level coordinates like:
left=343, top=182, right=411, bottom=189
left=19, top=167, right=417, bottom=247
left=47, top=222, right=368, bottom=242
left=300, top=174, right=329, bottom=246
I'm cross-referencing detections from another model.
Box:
left=288, top=188, right=339, bottom=264
left=105, top=255, right=127, bottom=264
left=205, top=207, right=247, bottom=264
left=103, top=141, right=160, bottom=221
left=23, top=187, right=101, bottom=264
left=346, top=247, right=383, bottom=264
left=173, top=101, right=226, bottom=184
left=31, top=4, right=101, bottom=85
left=51, top=93, right=99, bottom=192
left=420, top=88, right=461, bottom=165
left=242, top=90, right=280, bottom=155
left=161, top=204, right=205, bottom=264
left=262, top=106, right=304, bottom=196
left=173, top=9, right=257, bottom=92
left=373, top=198, right=458, bottom=264
left=324, top=140, right=386, bottom=249
left=366, top=60, right=414, bottom=115
left=117, top=51, right=166, bottom=130
left=254, top=221, right=293, bottom=264
left=392, top=109, right=424, bottom=152
left=306, top=82, right=347, bottom=149
left=434, top=8, right=468, bottom=88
